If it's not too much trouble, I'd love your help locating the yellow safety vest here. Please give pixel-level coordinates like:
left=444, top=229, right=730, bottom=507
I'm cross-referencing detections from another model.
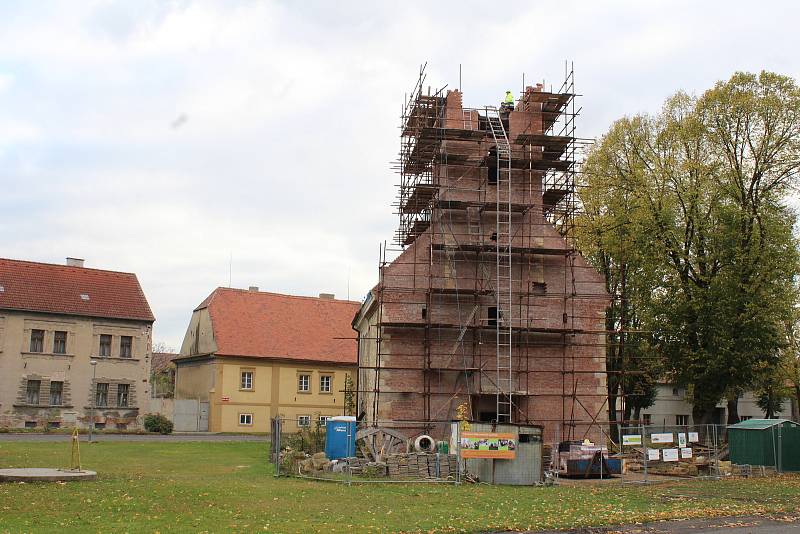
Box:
left=504, top=92, right=514, bottom=104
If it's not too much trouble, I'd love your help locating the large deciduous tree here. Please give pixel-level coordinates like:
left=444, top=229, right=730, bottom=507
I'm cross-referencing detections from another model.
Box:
left=579, top=71, right=800, bottom=431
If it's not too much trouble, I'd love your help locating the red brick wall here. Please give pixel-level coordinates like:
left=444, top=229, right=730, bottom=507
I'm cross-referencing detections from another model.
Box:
left=359, top=86, right=609, bottom=444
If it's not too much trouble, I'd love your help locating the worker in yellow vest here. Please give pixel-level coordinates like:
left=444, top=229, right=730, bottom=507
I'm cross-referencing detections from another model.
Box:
left=502, top=90, right=514, bottom=111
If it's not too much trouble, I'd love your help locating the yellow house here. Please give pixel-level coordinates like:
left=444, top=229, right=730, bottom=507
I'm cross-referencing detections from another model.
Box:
left=174, top=287, right=359, bottom=433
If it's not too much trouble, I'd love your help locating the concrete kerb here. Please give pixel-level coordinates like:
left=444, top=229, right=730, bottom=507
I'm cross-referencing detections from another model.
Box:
left=0, top=468, right=97, bottom=482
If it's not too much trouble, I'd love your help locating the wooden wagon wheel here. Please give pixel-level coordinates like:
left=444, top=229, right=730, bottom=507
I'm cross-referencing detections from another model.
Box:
left=356, top=427, right=409, bottom=463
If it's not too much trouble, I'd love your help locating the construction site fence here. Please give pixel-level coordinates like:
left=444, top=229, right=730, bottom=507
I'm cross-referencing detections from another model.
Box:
left=271, top=417, right=463, bottom=485
left=616, top=424, right=729, bottom=484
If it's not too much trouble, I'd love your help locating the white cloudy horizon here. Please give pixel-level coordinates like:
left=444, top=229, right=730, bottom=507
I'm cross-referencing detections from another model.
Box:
left=2, top=1, right=799, bottom=349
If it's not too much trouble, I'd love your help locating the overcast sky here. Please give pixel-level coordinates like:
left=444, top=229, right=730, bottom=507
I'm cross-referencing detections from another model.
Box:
left=2, top=1, right=799, bottom=349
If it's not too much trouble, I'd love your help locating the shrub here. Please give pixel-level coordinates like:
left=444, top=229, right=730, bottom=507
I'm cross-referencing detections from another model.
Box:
left=143, top=414, right=174, bottom=434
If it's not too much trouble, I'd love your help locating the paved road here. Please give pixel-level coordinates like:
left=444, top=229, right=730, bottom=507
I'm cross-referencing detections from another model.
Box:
left=0, top=432, right=268, bottom=442
left=529, top=514, right=800, bottom=533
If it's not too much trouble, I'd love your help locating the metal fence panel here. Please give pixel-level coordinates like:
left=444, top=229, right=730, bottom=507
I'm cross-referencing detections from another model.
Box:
left=619, top=424, right=724, bottom=484
left=271, top=417, right=462, bottom=485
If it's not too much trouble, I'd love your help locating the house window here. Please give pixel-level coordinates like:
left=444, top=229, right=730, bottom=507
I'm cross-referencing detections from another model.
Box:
left=99, top=335, right=112, bottom=357
left=319, top=415, right=331, bottom=425
left=117, top=383, right=130, bottom=407
left=320, top=375, right=332, bottom=393
left=241, top=371, right=253, bottom=390
left=26, top=379, right=41, bottom=404
left=49, top=381, right=63, bottom=406
left=676, top=414, right=689, bottom=426
left=95, top=382, right=109, bottom=406
left=672, top=387, right=679, bottom=396
left=239, top=413, right=253, bottom=426
left=120, top=336, right=132, bottom=358
left=740, top=415, right=752, bottom=421
left=30, top=329, right=44, bottom=352
left=641, top=414, right=652, bottom=425
left=53, top=331, right=67, bottom=354
left=298, top=415, right=311, bottom=427
left=298, top=374, right=310, bottom=392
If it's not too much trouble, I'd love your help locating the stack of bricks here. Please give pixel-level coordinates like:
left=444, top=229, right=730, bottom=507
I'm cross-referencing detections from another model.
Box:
left=385, top=453, right=459, bottom=479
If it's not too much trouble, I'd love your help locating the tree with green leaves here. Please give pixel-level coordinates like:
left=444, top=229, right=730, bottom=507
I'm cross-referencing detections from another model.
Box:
left=580, top=71, right=800, bottom=429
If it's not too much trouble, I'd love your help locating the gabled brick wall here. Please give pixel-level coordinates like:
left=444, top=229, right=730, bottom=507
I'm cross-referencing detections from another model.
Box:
left=356, top=85, right=610, bottom=443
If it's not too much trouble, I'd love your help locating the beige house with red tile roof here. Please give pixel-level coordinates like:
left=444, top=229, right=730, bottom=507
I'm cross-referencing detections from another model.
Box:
left=175, top=287, right=360, bottom=433
left=0, top=257, right=154, bottom=430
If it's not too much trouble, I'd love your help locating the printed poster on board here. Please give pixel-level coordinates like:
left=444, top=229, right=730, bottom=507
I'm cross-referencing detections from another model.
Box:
left=647, top=448, right=660, bottom=461
left=678, top=433, right=687, bottom=447
left=650, top=433, right=673, bottom=444
left=622, top=434, right=642, bottom=446
left=662, top=448, right=679, bottom=462
left=460, top=431, right=516, bottom=459
left=680, top=447, right=693, bottom=459
left=688, top=432, right=699, bottom=443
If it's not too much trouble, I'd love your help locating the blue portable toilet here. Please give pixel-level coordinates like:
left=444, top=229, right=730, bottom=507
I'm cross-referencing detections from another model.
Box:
left=325, top=416, right=357, bottom=460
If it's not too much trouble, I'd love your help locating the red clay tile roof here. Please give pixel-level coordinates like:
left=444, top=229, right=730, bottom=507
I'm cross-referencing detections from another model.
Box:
left=197, top=287, right=359, bottom=364
left=151, top=352, right=179, bottom=373
left=0, top=258, right=154, bottom=322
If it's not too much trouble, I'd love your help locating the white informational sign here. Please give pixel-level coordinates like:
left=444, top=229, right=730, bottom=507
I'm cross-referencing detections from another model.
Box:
left=651, top=433, right=674, bottom=444
left=681, top=447, right=693, bottom=459
left=678, top=433, right=687, bottom=447
left=647, top=448, right=660, bottom=461
left=688, top=432, right=699, bottom=443
left=662, top=448, right=680, bottom=462
left=622, top=434, right=642, bottom=446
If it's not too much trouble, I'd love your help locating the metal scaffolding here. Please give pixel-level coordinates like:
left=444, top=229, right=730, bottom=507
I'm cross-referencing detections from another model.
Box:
left=359, top=63, right=639, bottom=444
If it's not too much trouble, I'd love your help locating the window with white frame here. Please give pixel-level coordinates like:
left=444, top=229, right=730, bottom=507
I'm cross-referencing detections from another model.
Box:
left=95, top=382, right=109, bottom=406
left=241, top=370, right=253, bottom=390
left=53, top=331, right=67, bottom=354
left=298, top=374, right=310, bottom=392
left=29, top=330, right=44, bottom=353
left=26, top=379, right=41, bottom=404
left=676, top=414, right=689, bottom=426
left=119, top=336, right=132, bottom=358
left=99, top=334, right=112, bottom=357
left=319, top=415, right=331, bottom=425
left=49, top=381, right=63, bottom=406
left=320, top=375, right=332, bottom=393
left=298, top=415, right=311, bottom=427
left=239, top=413, right=253, bottom=425
left=117, top=383, right=130, bottom=407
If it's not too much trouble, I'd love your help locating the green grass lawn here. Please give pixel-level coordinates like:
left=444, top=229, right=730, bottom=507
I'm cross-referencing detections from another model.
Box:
left=0, top=441, right=799, bottom=533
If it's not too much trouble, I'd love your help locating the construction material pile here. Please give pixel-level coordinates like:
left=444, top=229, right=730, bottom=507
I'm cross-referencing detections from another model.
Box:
left=342, top=452, right=458, bottom=479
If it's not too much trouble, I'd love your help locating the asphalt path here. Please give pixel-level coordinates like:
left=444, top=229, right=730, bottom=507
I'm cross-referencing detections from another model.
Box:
left=527, top=514, right=800, bottom=533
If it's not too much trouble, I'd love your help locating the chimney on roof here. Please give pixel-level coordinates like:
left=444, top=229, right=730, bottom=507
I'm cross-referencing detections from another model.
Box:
left=319, top=293, right=335, bottom=300
left=66, top=257, right=85, bottom=268
left=248, top=286, right=259, bottom=292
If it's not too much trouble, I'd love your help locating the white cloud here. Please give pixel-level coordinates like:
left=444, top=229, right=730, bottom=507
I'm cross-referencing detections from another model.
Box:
left=1, top=0, right=799, bottom=347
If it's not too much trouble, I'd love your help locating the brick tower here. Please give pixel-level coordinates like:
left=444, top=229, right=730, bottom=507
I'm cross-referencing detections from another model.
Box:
left=353, top=68, right=609, bottom=443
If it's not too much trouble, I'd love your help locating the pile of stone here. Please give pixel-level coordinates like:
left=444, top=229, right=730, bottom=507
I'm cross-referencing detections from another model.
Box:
left=299, top=452, right=333, bottom=474
left=279, top=449, right=333, bottom=475
left=387, top=452, right=458, bottom=479
left=339, top=453, right=458, bottom=479
left=626, top=458, right=700, bottom=477
left=339, top=456, right=385, bottom=477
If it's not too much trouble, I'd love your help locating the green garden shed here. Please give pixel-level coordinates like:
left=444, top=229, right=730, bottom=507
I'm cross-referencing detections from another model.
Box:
left=728, top=419, right=800, bottom=472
